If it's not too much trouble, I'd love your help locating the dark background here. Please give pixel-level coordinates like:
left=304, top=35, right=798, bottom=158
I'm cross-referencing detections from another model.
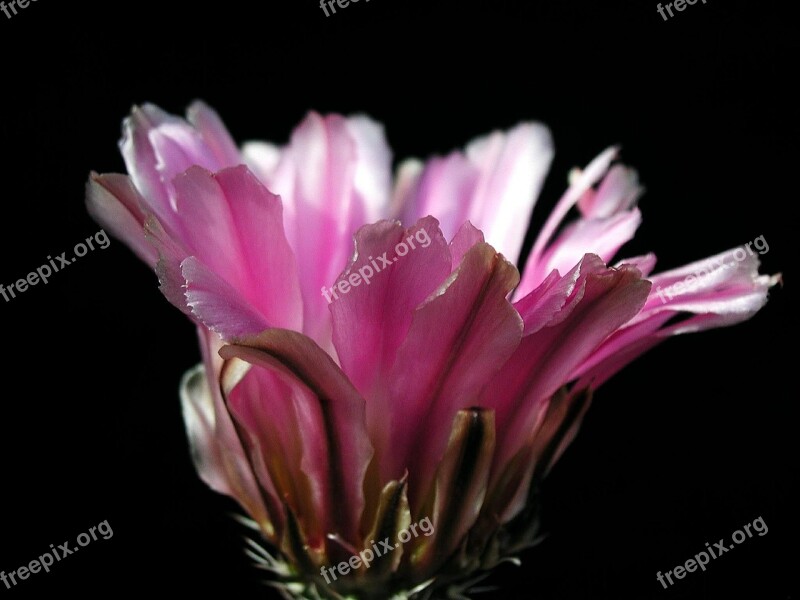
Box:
left=0, top=0, right=796, bottom=598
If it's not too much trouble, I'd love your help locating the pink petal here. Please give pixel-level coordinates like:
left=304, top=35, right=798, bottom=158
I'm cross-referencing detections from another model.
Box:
left=182, top=256, right=269, bottom=339
left=518, top=147, right=639, bottom=297
left=219, top=329, right=374, bottom=546
left=487, top=256, right=651, bottom=470
left=395, top=123, right=553, bottom=265
left=329, top=218, right=452, bottom=466
left=253, top=112, right=393, bottom=349
left=181, top=329, right=282, bottom=541
left=85, top=173, right=157, bottom=266
left=448, top=221, right=485, bottom=269
left=186, top=100, right=242, bottom=166
left=577, top=164, right=642, bottom=219
left=575, top=247, right=779, bottom=387
left=169, top=165, right=303, bottom=336
left=386, top=242, right=523, bottom=506
left=531, top=209, right=642, bottom=284
left=119, top=104, right=181, bottom=231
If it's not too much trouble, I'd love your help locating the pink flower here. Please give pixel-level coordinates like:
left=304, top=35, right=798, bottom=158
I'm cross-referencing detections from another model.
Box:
left=87, top=102, right=778, bottom=599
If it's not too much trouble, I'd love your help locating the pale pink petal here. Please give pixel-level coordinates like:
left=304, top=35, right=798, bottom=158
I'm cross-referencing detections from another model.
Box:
left=242, top=141, right=282, bottom=182
left=344, top=115, right=393, bottom=220
left=577, top=164, right=642, bottom=219
left=396, top=123, right=553, bottom=265
left=642, top=247, right=777, bottom=317
left=254, top=112, right=393, bottom=349
left=85, top=173, right=157, bottom=266
left=186, top=100, right=242, bottom=166
left=518, top=146, right=633, bottom=297
left=615, top=252, right=657, bottom=277
left=462, top=123, right=554, bottom=264
left=530, top=208, right=642, bottom=283
left=393, top=153, right=477, bottom=240
left=119, top=104, right=181, bottom=230
left=574, top=247, right=779, bottom=386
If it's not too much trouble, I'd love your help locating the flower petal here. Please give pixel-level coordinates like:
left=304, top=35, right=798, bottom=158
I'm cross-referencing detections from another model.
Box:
left=487, top=255, right=650, bottom=469
left=415, top=408, right=495, bottom=576
left=186, top=100, right=242, bottom=166
left=395, top=123, right=553, bottom=265
left=574, top=247, right=780, bottom=387
left=85, top=172, right=157, bottom=266
left=252, top=112, right=393, bottom=349
left=166, top=165, right=303, bottom=337
left=330, top=218, right=451, bottom=461
left=386, top=242, right=523, bottom=505
left=180, top=329, right=282, bottom=542
left=220, top=329, right=374, bottom=546
left=518, top=147, right=642, bottom=296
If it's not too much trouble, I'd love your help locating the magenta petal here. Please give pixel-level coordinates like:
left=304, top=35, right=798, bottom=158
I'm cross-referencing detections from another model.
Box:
left=170, top=165, right=303, bottom=336
left=222, top=355, right=328, bottom=547
left=180, top=362, right=279, bottom=536
left=330, top=218, right=451, bottom=447
left=219, top=329, right=374, bottom=546
left=513, top=266, right=578, bottom=334
left=386, top=243, right=523, bottom=504
left=416, top=408, right=495, bottom=574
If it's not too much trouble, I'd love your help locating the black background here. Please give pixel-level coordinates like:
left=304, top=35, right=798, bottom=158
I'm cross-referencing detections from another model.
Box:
left=0, top=0, right=796, bottom=598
